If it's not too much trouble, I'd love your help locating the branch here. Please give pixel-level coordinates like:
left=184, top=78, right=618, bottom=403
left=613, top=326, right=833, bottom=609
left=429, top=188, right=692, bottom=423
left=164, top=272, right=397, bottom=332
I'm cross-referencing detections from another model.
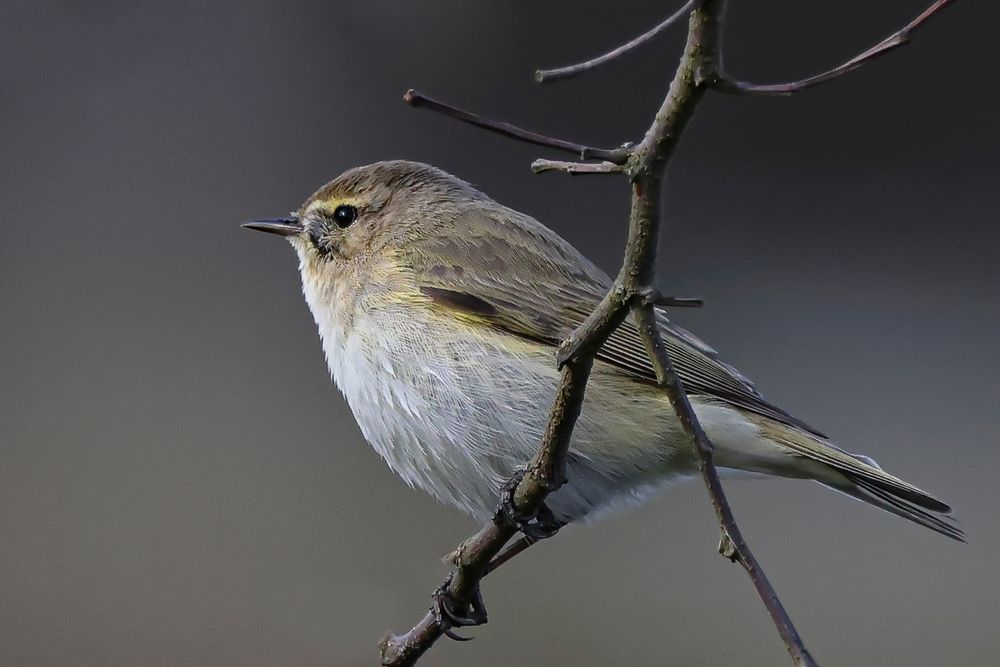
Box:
left=633, top=305, right=814, bottom=665
left=535, top=0, right=697, bottom=83
left=387, top=3, right=818, bottom=664
left=530, top=158, right=623, bottom=175
left=403, top=89, right=629, bottom=163
left=712, top=0, right=955, bottom=95
left=383, top=0, right=953, bottom=663
left=595, top=6, right=819, bottom=660
left=380, top=357, right=596, bottom=666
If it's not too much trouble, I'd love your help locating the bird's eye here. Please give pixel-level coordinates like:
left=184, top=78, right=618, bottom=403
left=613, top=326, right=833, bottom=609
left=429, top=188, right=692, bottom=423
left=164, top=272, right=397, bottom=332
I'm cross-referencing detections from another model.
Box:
left=332, top=204, right=358, bottom=228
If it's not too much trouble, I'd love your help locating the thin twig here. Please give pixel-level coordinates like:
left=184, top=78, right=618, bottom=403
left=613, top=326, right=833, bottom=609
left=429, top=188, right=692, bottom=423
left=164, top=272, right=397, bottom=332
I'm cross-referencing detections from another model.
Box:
left=636, top=286, right=704, bottom=309
left=652, top=295, right=703, bottom=308
left=535, top=0, right=697, bottom=83
left=531, top=159, right=623, bottom=175
left=404, top=89, right=629, bottom=163
left=484, top=536, right=535, bottom=575
left=633, top=305, right=815, bottom=665
left=712, top=0, right=955, bottom=95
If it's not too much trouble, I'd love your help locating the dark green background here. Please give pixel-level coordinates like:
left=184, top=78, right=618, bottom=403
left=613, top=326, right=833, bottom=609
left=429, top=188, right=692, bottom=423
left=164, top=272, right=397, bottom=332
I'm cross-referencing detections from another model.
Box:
left=2, top=1, right=996, bottom=664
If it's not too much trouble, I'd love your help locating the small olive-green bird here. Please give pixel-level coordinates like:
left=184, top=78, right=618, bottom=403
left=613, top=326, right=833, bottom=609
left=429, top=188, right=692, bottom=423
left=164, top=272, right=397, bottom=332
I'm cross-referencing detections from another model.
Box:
left=244, top=160, right=961, bottom=541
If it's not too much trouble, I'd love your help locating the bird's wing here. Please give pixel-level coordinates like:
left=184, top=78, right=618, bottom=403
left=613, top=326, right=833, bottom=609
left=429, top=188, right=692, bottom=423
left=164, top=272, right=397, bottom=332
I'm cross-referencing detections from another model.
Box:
left=402, top=209, right=823, bottom=437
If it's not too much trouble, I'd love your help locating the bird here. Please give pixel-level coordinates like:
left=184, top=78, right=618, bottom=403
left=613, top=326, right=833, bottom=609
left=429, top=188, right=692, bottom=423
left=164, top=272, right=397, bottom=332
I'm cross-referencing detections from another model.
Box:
left=243, top=159, right=962, bottom=543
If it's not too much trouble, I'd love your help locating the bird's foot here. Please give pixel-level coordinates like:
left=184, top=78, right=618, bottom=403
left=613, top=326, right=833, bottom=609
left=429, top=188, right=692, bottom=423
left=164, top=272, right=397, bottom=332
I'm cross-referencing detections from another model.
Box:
left=431, top=573, right=487, bottom=641
left=492, top=469, right=564, bottom=540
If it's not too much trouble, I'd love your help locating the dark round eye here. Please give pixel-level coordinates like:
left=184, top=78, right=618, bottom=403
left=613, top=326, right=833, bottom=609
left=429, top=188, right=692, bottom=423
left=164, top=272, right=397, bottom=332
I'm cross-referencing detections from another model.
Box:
left=332, top=204, right=358, bottom=228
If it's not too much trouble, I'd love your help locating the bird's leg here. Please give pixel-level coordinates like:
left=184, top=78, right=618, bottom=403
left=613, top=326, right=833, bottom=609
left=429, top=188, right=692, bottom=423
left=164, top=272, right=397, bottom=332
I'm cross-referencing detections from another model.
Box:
left=431, top=572, right=488, bottom=641
left=432, top=493, right=554, bottom=642
left=492, top=468, right=565, bottom=540
left=432, top=471, right=563, bottom=641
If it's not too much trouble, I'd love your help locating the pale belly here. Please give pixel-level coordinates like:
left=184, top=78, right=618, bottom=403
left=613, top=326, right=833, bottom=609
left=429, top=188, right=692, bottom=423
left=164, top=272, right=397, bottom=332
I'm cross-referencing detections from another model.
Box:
left=313, top=301, right=780, bottom=524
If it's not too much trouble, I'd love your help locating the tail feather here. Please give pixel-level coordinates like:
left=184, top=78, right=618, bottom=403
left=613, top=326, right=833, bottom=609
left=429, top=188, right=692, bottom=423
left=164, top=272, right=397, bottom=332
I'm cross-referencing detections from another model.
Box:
left=834, top=450, right=953, bottom=514
left=757, top=419, right=962, bottom=541
left=827, top=476, right=965, bottom=542
left=785, top=437, right=951, bottom=513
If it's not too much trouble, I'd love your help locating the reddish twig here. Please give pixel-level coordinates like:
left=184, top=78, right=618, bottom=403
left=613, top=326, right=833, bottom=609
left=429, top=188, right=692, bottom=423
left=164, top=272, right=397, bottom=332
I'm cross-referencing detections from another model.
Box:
left=535, top=0, right=697, bottom=83
left=712, top=0, right=955, bottom=95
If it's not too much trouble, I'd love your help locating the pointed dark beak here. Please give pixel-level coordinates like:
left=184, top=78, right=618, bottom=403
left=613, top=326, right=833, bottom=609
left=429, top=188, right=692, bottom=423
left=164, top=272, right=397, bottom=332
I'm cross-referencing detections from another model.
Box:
left=241, top=217, right=303, bottom=237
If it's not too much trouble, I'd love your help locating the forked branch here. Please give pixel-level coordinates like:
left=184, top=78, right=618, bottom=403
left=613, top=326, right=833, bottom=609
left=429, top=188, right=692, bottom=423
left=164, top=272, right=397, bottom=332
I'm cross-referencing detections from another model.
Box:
left=381, top=1, right=954, bottom=665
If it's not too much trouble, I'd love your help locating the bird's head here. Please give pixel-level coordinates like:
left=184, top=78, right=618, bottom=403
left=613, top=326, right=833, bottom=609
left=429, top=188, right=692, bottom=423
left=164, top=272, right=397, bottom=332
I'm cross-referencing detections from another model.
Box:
left=243, top=160, right=479, bottom=276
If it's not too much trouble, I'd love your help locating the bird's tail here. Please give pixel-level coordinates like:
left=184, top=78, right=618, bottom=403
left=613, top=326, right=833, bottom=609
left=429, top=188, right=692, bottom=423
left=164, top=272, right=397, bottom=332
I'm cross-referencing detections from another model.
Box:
left=760, top=421, right=964, bottom=542
left=822, top=468, right=964, bottom=542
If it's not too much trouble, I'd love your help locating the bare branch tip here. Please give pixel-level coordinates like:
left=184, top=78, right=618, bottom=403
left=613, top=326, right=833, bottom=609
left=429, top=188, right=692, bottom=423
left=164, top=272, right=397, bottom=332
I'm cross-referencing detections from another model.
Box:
left=711, top=0, right=955, bottom=96
left=403, top=88, right=421, bottom=106
left=656, top=295, right=704, bottom=308
left=401, top=88, right=625, bottom=163
left=534, top=0, right=696, bottom=83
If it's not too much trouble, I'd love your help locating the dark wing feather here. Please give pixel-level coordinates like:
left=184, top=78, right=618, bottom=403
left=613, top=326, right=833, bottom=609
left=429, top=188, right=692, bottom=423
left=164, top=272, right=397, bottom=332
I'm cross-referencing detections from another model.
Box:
left=404, top=209, right=824, bottom=438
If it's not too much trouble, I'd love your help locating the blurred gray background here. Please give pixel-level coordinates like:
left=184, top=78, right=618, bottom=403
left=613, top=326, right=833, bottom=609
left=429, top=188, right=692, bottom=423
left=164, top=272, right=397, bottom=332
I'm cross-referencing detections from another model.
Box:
left=2, top=1, right=997, bottom=665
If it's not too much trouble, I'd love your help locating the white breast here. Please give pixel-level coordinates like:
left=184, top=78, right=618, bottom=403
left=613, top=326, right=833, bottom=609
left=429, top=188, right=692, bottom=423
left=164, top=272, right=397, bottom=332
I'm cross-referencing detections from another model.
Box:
left=297, top=259, right=767, bottom=524
left=301, top=270, right=542, bottom=517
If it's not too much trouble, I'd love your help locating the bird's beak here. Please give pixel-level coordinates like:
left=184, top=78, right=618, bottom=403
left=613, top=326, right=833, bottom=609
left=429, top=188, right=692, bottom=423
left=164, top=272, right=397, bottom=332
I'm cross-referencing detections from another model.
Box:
left=241, top=217, right=303, bottom=237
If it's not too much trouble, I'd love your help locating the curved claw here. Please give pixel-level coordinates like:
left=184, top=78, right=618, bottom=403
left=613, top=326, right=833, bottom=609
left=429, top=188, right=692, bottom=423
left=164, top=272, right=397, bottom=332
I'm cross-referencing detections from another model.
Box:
left=442, top=626, right=474, bottom=642
left=436, top=597, right=485, bottom=627
left=431, top=574, right=488, bottom=642
left=493, top=469, right=565, bottom=540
